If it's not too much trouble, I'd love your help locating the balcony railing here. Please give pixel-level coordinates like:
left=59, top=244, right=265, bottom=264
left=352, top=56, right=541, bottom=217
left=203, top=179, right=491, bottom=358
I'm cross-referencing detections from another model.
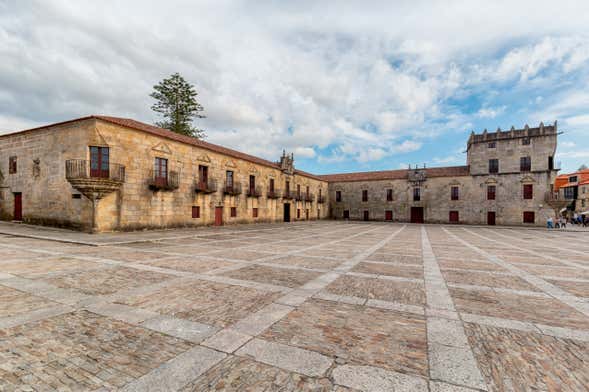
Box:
left=148, top=170, right=180, bottom=191
left=247, top=186, right=262, bottom=198
left=303, top=194, right=314, bottom=203
left=66, top=159, right=125, bottom=183
left=195, top=178, right=217, bottom=194
left=224, top=182, right=242, bottom=196
left=283, top=191, right=295, bottom=200
left=295, top=192, right=304, bottom=201
left=545, top=191, right=566, bottom=202
left=267, top=189, right=282, bottom=199
left=317, top=195, right=326, bottom=204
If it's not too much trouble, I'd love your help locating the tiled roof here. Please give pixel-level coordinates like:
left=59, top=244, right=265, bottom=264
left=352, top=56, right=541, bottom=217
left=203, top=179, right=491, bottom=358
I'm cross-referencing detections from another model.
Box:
left=318, top=166, right=470, bottom=182
left=3, top=115, right=324, bottom=181
left=554, top=169, right=589, bottom=190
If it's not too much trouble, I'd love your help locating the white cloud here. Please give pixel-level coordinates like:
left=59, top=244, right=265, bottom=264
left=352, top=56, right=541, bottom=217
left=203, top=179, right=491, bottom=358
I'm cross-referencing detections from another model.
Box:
left=1, top=1, right=589, bottom=170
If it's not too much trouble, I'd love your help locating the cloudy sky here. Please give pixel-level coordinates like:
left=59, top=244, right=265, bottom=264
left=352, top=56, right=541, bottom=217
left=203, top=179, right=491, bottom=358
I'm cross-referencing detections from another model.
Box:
left=1, top=1, right=589, bottom=174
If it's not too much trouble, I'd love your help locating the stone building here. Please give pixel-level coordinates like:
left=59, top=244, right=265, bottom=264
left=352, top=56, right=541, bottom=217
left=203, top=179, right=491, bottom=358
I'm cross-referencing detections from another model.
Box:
left=0, top=116, right=329, bottom=232
left=320, top=123, right=559, bottom=226
left=0, top=116, right=559, bottom=231
left=554, top=169, right=589, bottom=215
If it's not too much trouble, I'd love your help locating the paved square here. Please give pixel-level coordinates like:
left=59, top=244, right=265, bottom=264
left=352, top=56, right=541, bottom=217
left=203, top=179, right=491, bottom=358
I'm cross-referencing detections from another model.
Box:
left=0, top=221, right=588, bottom=391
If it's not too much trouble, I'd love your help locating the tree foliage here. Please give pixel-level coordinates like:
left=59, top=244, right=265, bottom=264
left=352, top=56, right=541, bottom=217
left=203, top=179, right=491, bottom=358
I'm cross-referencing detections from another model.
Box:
left=150, top=73, right=206, bottom=138
left=579, top=164, right=588, bottom=171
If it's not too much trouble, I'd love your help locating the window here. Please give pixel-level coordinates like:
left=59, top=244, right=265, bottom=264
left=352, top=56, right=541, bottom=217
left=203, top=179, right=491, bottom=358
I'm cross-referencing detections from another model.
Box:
left=297, top=184, right=301, bottom=198
left=564, top=187, right=575, bottom=199
left=198, top=165, right=208, bottom=185
left=385, top=210, right=393, bottom=221
left=285, top=180, right=290, bottom=195
left=569, top=176, right=578, bottom=183
left=523, top=211, right=535, bottom=223
left=9, top=156, right=17, bottom=174
left=413, top=187, right=421, bottom=201
left=249, top=175, right=256, bottom=192
left=386, top=189, right=393, bottom=201
left=336, top=191, right=342, bottom=202
left=487, top=185, right=496, bottom=200
left=154, top=157, right=168, bottom=186
left=522, top=137, right=530, bottom=145
left=192, top=206, right=200, bottom=218
left=226, top=171, right=234, bottom=187
left=306, top=186, right=310, bottom=198
left=449, top=211, right=459, bottom=223
left=489, top=159, right=499, bottom=174
left=523, top=184, right=533, bottom=199
left=520, top=156, right=531, bottom=172
left=230, top=207, right=237, bottom=217
left=451, top=186, right=459, bottom=200
left=253, top=208, right=258, bottom=218
left=269, top=178, right=275, bottom=192
left=90, top=146, right=109, bottom=178
left=548, top=156, right=554, bottom=171
left=319, top=188, right=322, bottom=200
left=343, top=210, right=350, bottom=219
left=362, top=190, right=368, bottom=202
left=488, top=142, right=496, bottom=148
left=305, top=209, right=309, bottom=220
left=72, top=194, right=82, bottom=199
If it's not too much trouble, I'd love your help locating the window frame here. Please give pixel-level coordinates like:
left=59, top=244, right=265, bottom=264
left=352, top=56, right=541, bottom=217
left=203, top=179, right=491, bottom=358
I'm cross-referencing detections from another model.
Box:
left=520, top=156, right=531, bottom=172
left=413, top=187, right=421, bottom=201
left=386, top=188, right=393, bottom=201
left=362, top=189, right=368, bottom=202
left=488, top=159, right=499, bottom=174
left=487, top=185, right=496, bottom=200
left=8, top=156, right=17, bottom=174
left=230, top=207, right=237, bottom=217
left=192, top=206, right=200, bottom=218
left=336, top=190, right=342, bottom=202
left=523, top=184, right=533, bottom=200
left=451, top=186, right=459, bottom=201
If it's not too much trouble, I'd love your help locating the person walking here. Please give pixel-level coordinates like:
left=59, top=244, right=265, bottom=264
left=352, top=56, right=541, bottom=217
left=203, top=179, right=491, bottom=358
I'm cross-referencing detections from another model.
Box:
left=547, top=216, right=554, bottom=229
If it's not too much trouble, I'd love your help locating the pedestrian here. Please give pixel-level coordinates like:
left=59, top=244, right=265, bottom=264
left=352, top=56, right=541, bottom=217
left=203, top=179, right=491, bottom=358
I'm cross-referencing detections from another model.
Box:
left=547, top=216, right=553, bottom=229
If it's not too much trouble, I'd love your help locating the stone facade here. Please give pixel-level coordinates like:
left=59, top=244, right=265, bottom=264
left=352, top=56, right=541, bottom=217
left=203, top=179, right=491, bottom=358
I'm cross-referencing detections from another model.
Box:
left=0, top=116, right=329, bottom=232
left=0, top=117, right=560, bottom=230
left=322, top=123, right=559, bottom=226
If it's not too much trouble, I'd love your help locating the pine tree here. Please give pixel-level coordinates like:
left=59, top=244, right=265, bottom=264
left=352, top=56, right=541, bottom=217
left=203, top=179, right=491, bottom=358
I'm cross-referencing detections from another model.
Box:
left=150, top=73, right=206, bottom=138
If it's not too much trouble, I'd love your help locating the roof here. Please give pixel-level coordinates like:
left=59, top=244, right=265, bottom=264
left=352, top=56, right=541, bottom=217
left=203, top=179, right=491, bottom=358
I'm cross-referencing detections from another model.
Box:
left=318, top=166, right=470, bottom=182
left=554, top=169, right=589, bottom=190
left=2, top=115, right=324, bottom=181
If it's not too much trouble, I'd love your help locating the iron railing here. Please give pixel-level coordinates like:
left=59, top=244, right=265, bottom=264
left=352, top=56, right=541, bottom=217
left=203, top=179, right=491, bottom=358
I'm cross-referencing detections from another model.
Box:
left=247, top=186, right=262, bottom=198
left=267, top=189, right=282, bottom=199
left=65, top=159, right=125, bottom=182
left=195, top=178, right=218, bottom=194
left=283, top=191, right=295, bottom=200
left=148, top=170, right=180, bottom=191
left=224, top=182, right=242, bottom=196
left=317, top=195, right=326, bottom=204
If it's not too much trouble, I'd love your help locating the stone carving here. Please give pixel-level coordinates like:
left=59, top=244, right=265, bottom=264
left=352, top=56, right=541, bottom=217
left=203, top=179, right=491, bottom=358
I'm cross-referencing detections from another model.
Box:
left=279, top=150, right=294, bottom=175
left=408, top=168, right=427, bottom=184
left=196, top=154, right=211, bottom=163
left=152, top=142, right=172, bottom=154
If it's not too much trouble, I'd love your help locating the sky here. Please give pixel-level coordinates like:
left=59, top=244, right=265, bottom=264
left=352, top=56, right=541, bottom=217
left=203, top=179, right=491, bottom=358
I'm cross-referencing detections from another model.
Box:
left=1, top=0, right=588, bottom=174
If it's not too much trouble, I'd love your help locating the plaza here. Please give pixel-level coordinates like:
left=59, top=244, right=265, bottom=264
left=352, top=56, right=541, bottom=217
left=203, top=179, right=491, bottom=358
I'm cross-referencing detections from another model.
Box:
left=0, top=221, right=587, bottom=391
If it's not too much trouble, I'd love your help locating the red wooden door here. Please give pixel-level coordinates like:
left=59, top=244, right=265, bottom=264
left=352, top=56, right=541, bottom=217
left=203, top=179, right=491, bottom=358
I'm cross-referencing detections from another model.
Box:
left=487, top=211, right=496, bottom=225
left=385, top=210, right=393, bottom=221
left=13, top=193, right=22, bottom=221
left=411, top=207, right=424, bottom=223
left=449, top=211, right=459, bottom=223
left=214, top=207, right=223, bottom=226
left=90, top=147, right=109, bottom=178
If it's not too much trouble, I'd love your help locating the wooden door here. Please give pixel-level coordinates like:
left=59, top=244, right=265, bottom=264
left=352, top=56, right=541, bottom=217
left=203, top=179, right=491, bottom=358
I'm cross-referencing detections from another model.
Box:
left=449, top=211, right=459, bottom=223
left=410, top=207, right=424, bottom=223
left=385, top=210, right=393, bottom=221
left=13, top=193, right=22, bottom=221
left=214, top=207, right=223, bottom=226
left=90, top=146, right=109, bottom=178
left=363, top=210, right=369, bottom=221
left=487, top=211, right=496, bottom=226
left=283, top=203, right=290, bottom=222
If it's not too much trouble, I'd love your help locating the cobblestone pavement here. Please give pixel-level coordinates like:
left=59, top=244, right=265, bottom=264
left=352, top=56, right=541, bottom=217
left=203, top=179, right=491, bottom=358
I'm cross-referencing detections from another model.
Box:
left=1, top=221, right=588, bottom=391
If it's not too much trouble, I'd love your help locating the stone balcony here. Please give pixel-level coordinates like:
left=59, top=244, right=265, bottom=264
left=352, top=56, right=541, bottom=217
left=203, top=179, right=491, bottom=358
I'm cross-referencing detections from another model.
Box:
left=65, top=159, right=125, bottom=199
left=195, top=178, right=217, bottom=194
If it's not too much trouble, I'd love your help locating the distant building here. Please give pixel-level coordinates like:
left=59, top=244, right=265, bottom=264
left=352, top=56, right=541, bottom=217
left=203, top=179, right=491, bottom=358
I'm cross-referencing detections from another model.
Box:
left=321, top=123, right=559, bottom=226
left=554, top=169, right=589, bottom=215
left=0, top=116, right=559, bottom=231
